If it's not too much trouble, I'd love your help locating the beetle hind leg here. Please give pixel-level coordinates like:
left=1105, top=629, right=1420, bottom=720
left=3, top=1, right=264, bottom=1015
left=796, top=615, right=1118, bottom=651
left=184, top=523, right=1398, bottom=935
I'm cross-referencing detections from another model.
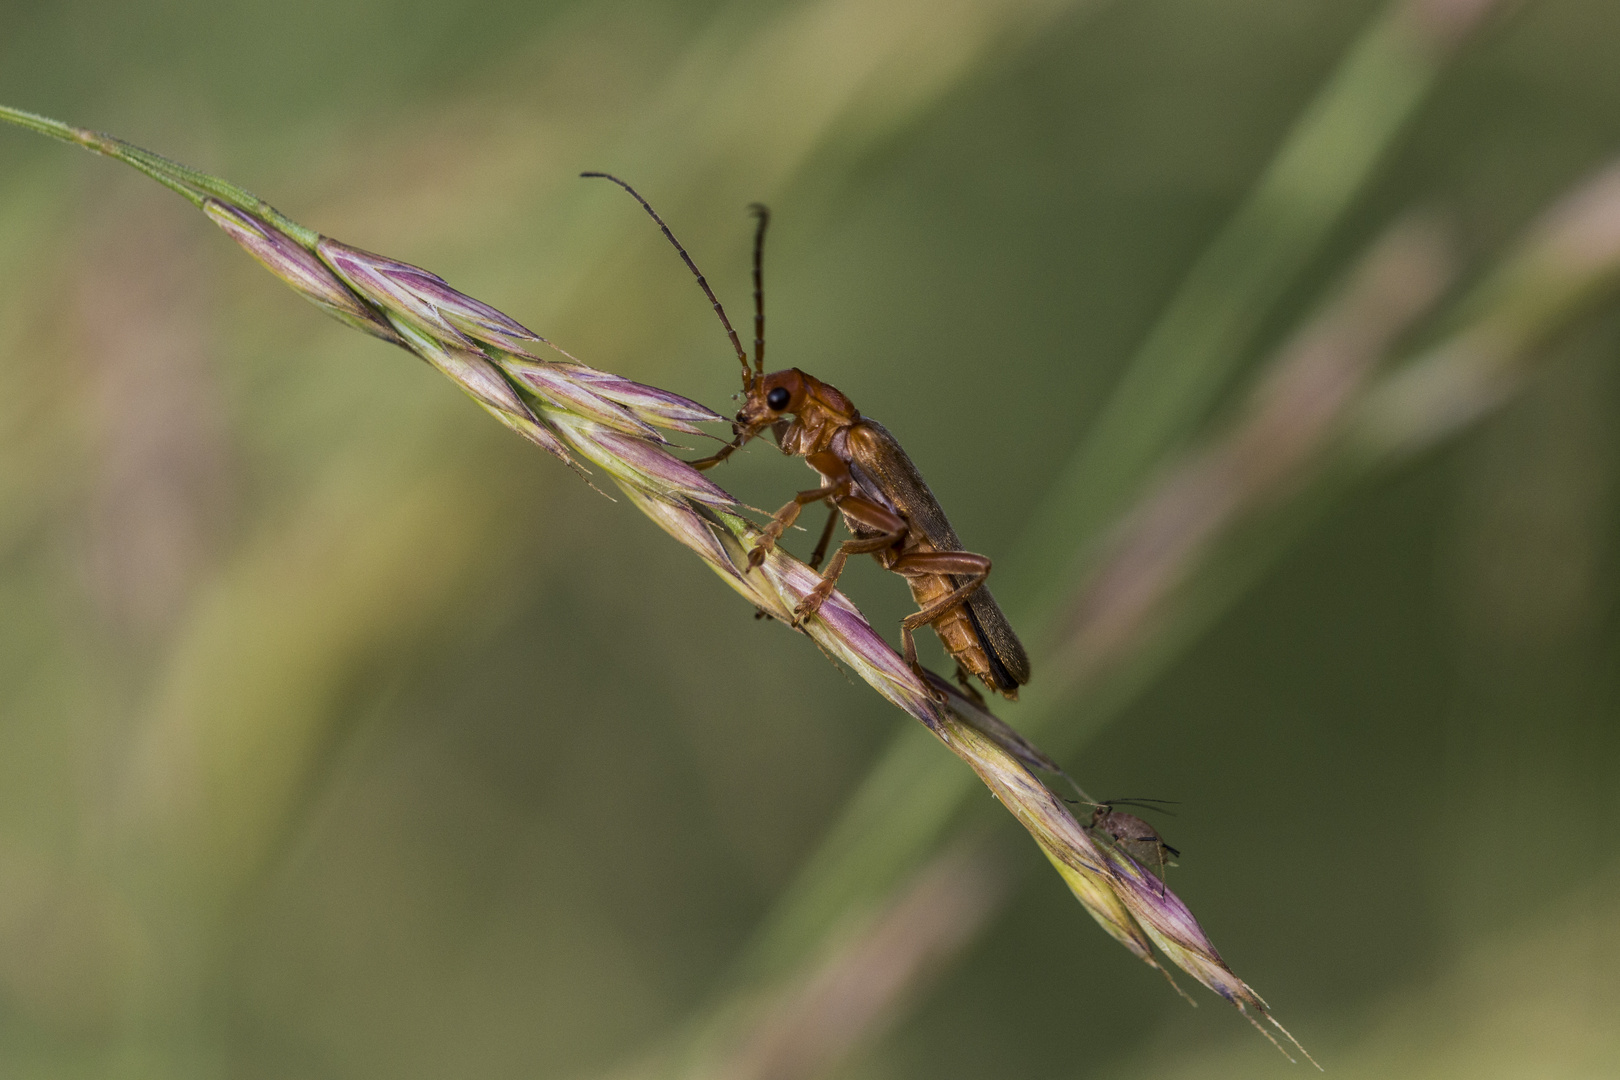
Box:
left=952, top=663, right=986, bottom=705
left=892, top=551, right=993, bottom=699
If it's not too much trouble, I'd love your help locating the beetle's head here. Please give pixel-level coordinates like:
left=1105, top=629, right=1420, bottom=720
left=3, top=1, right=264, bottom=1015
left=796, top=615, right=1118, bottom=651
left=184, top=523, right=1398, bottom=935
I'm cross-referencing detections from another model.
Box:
left=734, top=368, right=859, bottom=447
left=736, top=368, right=806, bottom=434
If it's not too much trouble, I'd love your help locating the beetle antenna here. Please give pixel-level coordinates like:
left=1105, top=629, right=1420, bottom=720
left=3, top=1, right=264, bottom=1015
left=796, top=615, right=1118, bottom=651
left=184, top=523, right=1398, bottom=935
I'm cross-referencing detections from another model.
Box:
left=749, top=203, right=769, bottom=378
left=581, top=172, right=751, bottom=386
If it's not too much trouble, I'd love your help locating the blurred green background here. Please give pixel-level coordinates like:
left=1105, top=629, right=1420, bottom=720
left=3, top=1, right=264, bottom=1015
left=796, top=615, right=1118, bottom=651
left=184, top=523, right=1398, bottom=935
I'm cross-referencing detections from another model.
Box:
left=1, top=0, right=1618, bottom=1077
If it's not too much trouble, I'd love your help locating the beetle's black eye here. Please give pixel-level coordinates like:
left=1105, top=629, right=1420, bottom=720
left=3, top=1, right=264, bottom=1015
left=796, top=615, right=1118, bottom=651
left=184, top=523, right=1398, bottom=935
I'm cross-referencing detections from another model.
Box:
left=766, top=386, right=791, bottom=411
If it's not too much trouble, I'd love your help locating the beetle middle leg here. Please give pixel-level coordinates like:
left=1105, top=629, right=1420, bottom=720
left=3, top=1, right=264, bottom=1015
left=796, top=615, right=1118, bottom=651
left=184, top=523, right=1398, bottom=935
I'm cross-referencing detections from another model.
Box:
left=790, top=495, right=908, bottom=623
left=748, top=480, right=850, bottom=569
left=807, top=504, right=840, bottom=571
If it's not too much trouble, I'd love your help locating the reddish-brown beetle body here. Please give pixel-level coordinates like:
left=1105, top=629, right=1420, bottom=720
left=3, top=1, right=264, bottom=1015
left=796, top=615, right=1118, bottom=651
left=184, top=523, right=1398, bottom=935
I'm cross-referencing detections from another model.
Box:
left=585, top=173, right=1029, bottom=699
left=728, top=368, right=1029, bottom=698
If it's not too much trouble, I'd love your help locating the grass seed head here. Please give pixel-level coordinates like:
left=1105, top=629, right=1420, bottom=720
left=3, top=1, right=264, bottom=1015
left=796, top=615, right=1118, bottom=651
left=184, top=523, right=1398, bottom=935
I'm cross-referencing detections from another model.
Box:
left=0, top=105, right=1319, bottom=1064
left=203, top=200, right=402, bottom=344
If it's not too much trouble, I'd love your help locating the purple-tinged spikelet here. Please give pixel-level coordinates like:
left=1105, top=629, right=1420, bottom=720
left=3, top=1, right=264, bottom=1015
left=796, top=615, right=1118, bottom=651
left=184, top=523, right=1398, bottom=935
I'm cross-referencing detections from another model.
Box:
left=203, top=200, right=402, bottom=344
left=1104, top=846, right=1319, bottom=1066
left=0, top=106, right=1336, bottom=1064
left=503, top=358, right=665, bottom=442
left=316, top=238, right=548, bottom=359
left=387, top=320, right=573, bottom=463
left=561, top=367, right=724, bottom=436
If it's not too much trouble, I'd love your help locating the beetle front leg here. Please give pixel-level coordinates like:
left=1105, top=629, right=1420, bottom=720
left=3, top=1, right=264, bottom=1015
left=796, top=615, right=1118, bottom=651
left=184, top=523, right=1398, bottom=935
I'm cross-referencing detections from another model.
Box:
left=748, top=481, right=849, bottom=569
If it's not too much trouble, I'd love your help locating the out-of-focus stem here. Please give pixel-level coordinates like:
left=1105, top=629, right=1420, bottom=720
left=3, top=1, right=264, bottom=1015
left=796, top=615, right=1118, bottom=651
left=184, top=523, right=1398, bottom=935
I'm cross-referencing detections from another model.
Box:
left=724, top=146, right=1620, bottom=1075
left=0, top=104, right=318, bottom=246
left=696, top=839, right=1006, bottom=1080
left=1003, top=0, right=1503, bottom=619
left=724, top=0, right=1505, bottom=1012
left=1045, top=219, right=1454, bottom=683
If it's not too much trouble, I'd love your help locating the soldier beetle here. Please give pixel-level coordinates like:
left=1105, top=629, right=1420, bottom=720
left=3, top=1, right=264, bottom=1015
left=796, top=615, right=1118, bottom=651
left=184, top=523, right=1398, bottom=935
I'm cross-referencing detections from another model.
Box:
left=583, top=173, right=1030, bottom=700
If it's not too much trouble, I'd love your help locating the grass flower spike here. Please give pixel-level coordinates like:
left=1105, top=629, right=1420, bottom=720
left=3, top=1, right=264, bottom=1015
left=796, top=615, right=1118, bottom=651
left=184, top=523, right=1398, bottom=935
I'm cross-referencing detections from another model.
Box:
left=0, top=103, right=1316, bottom=1062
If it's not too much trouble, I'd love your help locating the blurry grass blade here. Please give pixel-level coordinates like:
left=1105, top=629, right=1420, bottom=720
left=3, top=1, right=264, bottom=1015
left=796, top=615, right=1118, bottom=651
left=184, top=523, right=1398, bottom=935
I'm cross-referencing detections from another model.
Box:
left=1006, top=0, right=1502, bottom=611
left=1360, top=158, right=1620, bottom=455
left=202, top=201, right=402, bottom=343
left=703, top=840, right=1005, bottom=1080
left=1049, top=217, right=1454, bottom=678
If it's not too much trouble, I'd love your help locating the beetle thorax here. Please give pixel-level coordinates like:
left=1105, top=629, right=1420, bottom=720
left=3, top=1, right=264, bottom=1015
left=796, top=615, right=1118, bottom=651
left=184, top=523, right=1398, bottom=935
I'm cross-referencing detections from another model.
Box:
left=778, top=400, right=844, bottom=455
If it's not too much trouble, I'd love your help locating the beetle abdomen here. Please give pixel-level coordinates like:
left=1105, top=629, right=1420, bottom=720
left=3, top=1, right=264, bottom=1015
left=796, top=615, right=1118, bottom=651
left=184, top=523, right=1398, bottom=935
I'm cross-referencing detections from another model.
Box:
left=904, top=568, right=1020, bottom=699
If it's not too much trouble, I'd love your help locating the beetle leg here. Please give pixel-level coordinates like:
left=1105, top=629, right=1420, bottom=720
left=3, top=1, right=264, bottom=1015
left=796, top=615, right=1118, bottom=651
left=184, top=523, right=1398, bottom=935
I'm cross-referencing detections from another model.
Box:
left=807, top=503, right=840, bottom=571
left=692, top=415, right=773, bottom=471
left=791, top=531, right=901, bottom=625
left=952, top=663, right=986, bottom=705
left=690, top=433, right=744, bottom=471
left=748, top=481, right=849, bottom=569
left=888, top=551, right=992, bottom=688
left=790, top=494, right=907, bottom=623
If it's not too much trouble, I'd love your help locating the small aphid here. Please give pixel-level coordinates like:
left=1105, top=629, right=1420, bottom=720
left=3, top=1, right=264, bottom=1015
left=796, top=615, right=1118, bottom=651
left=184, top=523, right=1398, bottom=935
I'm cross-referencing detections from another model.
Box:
left=1085, top=798, right=1180, bottom=895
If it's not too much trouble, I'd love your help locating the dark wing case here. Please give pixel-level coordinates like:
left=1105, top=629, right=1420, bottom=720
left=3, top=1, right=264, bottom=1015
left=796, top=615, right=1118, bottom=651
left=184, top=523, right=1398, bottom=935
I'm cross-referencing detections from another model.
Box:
left=852, top=419, right=1031, bottom=688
